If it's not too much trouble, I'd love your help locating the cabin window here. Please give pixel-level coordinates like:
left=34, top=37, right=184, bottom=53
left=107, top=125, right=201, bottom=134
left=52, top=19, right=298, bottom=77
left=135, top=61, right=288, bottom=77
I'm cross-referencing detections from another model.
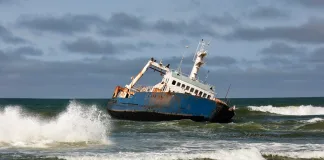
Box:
left=181, top=84, right=185, bottom=88
left=185, top=86, right=190, bottom=90
left=172, top=80, right=176, bottom=85
left=203, top=93, right=207, bottom=98
left=199, top=91, right=203, bottom=96
left=177, top=82, right=181, bottom=87
left=190, top=88, right=194, bottom=92
left=162, top=85, right=167, bottom=91
left=195, top=89, right=198, bottom=94
left=207, top=95, right=211, bottom=99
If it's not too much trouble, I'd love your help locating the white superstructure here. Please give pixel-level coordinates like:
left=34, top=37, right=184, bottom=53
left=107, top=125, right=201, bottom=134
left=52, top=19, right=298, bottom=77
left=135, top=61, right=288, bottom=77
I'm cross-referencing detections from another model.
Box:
left=124, top=39, right=216, bottom=100
left=190, top=39, right=209, bottom=81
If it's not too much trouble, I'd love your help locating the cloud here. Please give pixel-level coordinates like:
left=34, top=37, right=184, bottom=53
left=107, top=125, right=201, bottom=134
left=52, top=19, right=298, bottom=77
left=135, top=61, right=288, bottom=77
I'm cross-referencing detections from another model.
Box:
left=152, top=19, right=217, bottom=37
left=206, top=13, right=240, bottom=26
left=207, top=56, right=237, bottom=66
left=309, top=47, right=324, bottom=63
left=0, top=0, right=18, bottom=4
left=16, top=12, right=218, bottom=38
left=249, top=6, right=290, bottom=20
left=161, top=55, right=238, bottom=68
left=224, top=17, right=324, bottom=44
left=137, top=41, right=156, bottom=48
left=98, top=12, right=146, bottom=37
left=16, top=14, right=106, bottom=35
left=62, top=37, right=120, bottom=55
left=260, top=56, right=293, bottom=66
left=0, top=50, right=8, bottom=62
left=108, top=13, right=145, bottom=31
left=258, top=56, right=307, bottom=72
left=0, top=0, right=10, bottom=3
left=62, top=37, right=159, bottom=55
left=260, top=42, right=306, bottom=56
left=0, top=24, right=28, bottom=44
left=9, top=46, right=44, bottom=56
left=288, top=0, right=324, bottom=9
left=0, top=46, right=43, bottom=64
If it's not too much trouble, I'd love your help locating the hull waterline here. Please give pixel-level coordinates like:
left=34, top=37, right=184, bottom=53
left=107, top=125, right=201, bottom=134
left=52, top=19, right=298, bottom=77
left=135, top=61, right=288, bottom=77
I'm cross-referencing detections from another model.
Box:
left=107, top=92, right=235, bottom=123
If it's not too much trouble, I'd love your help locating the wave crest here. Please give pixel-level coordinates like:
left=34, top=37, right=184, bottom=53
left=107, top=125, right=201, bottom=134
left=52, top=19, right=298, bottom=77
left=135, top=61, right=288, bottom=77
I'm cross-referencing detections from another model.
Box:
left=0, top=100, right=110, bottom=148
left=248, top=105, right=324, bottom=115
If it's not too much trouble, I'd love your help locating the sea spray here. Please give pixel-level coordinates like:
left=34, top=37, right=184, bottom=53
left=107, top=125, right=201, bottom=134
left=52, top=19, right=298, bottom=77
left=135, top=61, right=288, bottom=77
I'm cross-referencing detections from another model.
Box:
left=0, top=100, right=110, bottom=147
left=248, top=105, right=324, bottom=115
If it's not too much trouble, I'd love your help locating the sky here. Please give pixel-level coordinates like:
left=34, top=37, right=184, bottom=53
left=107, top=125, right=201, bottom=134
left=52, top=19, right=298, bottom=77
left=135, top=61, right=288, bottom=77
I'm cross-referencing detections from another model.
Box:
left=0, top=0, right=323, bottom=98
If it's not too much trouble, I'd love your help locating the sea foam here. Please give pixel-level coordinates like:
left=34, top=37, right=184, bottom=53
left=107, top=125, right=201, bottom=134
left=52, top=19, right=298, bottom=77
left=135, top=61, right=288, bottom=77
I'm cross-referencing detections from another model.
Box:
left=304, top=117, right=324, bottom=123
left=61, top=148, right=265, bottom=160
left=248, top=105, right=324, bottom=115
left=0, top=101, right=110, bottom=148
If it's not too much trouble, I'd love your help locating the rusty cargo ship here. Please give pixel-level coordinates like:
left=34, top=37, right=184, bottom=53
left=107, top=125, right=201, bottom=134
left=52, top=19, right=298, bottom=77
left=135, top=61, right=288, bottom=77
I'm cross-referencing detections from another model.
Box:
left=107, top=39, right=235, bottom=122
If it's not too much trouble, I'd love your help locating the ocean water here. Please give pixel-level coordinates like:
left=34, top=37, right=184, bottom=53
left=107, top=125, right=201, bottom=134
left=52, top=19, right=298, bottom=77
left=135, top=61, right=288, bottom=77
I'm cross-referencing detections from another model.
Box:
left=0, top=97, right=324, bottom=160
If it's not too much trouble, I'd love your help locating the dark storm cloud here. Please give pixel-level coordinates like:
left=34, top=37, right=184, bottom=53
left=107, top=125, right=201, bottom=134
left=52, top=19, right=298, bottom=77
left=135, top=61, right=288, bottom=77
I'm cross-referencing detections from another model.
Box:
left=9, top=46, right=44, bottom=56
left=249, top=6, right=289, bottom=20
left=108, top=13, right=145, bottom=30
left=16, top=12, right=144, bottom=37
left=16, top=14, right=106, bottom=35
left=260, top=42, right=306, bottom=56
left=224, top=17, right=324, bottom=44
left=0, top=24, right=27, bottom=44
left=62, top=37, right=120, bottom=54
left=207, top=56, right=237, bottom=66
left=62, top=37, right=158, bottom=55
left=0, top=46, right=43, bottom=64
left=16, top=12, right=217, bottom=38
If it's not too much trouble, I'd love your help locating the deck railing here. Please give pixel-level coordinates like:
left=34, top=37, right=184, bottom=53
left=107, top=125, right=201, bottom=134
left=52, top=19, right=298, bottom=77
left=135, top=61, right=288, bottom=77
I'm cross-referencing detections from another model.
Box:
left=170, top=69, right=215, bottom=90
left=132, top=85, right=154, bottom=92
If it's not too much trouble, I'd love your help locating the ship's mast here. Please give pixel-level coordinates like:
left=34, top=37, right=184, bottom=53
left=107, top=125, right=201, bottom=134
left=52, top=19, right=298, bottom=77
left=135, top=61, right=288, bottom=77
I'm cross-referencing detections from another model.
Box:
left=189, top=39, right=209, bottom=81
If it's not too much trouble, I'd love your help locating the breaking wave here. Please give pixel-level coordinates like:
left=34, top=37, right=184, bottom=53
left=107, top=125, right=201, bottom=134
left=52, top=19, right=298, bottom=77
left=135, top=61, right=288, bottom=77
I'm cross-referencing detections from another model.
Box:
left=61, top=148, right=265, bottom=160
left=59, top=148, right=324, bottom=160
left=248, top=105, right=324, bottom=115
left=303, top=117, right=324, bottom=123
left=0, top=100, right=110, bottom=148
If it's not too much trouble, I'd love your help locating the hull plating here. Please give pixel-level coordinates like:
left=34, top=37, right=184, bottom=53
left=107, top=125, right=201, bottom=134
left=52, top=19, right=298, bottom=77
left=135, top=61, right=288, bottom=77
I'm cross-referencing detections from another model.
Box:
left=107, top=92, right=234, bottom=123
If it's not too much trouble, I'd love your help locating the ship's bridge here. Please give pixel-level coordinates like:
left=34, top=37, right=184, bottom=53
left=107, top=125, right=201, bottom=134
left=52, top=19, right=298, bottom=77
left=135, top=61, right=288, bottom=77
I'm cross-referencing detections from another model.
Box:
left=159, top=70, right=216, bottom=100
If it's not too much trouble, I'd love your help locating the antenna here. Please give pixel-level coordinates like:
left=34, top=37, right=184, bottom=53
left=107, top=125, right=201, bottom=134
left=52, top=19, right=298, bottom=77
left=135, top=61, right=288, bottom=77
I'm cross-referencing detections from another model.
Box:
left=193, top=40, right=201, bottom=62
left=177, top=54, right=184, bottom=74
left=204, top=70, right=210, bottom=83
left=225, top=84, right=231, bottom=104
left=177, top=46, right=189, bottom=74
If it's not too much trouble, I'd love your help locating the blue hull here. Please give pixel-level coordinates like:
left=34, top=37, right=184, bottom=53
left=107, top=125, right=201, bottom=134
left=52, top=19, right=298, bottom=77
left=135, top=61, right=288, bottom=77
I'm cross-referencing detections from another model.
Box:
left=107, top=92, right=235, bottom=122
